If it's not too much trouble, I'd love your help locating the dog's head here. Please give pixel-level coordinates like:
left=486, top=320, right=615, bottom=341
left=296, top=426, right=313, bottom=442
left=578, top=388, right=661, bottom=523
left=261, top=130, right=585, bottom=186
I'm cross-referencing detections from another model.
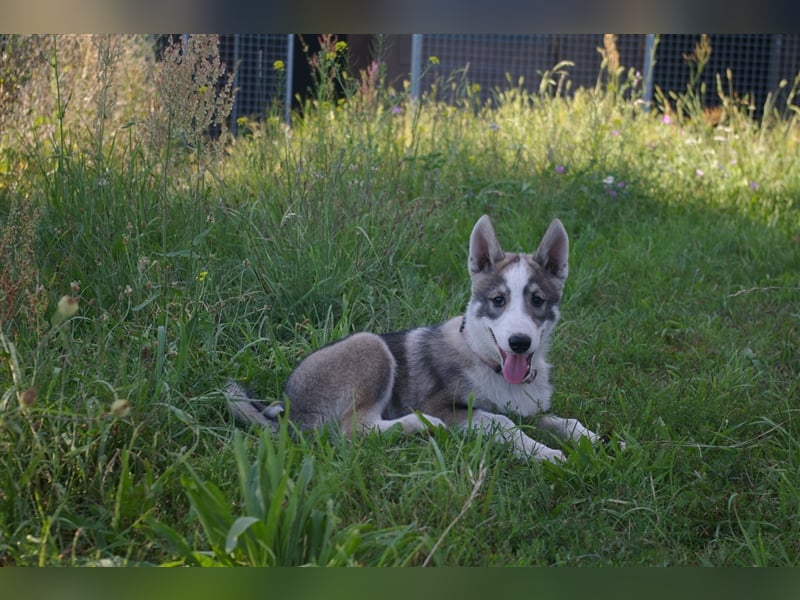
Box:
left=466, top=215, right=568, bottom=384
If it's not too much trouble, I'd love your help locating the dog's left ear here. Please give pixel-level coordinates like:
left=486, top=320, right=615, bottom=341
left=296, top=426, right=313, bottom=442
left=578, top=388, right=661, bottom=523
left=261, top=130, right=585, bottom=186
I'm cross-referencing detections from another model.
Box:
left=469, top=215, right=505, bottom=275
left=535, top=219, right=569, bottom=280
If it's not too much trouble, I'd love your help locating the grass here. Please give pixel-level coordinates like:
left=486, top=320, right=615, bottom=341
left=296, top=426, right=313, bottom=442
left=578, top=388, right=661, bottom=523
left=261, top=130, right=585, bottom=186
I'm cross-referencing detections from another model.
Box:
left=0, top=34, right=799, bottom=566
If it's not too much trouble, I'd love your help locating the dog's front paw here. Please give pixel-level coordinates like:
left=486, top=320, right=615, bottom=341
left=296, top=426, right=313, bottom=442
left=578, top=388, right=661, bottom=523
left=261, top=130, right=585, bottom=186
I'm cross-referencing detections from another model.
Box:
left=412, top=412, right=446, bottom=433
left=424, top=415, right=447, bottom=430
left=535, top=447, right=566, bottom=463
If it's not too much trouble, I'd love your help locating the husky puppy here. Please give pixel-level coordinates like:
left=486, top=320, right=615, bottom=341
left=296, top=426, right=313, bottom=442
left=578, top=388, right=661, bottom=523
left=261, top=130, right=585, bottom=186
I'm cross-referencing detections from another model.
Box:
left=227, top=215, right=605, bottom=462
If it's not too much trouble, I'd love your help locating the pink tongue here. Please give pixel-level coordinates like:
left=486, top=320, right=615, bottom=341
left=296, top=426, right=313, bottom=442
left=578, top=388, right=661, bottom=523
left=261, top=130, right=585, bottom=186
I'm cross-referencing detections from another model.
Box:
left=502, top=353, right=529, bottom=384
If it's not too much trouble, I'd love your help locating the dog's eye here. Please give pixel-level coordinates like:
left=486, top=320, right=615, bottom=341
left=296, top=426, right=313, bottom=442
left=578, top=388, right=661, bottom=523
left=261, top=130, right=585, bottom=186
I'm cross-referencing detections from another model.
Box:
left=531, top=294, right=545, bottom=308
left=491, top=295, right=505, bottom=308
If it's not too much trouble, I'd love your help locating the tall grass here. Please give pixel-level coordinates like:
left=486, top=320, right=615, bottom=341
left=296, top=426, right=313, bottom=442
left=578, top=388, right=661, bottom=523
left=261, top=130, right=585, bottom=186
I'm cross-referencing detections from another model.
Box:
left=0, top=34, right=799, bottom=565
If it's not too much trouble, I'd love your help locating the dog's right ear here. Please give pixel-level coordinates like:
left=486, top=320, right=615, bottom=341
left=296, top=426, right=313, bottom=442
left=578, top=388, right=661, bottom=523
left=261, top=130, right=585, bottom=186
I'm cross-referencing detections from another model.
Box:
left=469, top=215, right=505, bottom=274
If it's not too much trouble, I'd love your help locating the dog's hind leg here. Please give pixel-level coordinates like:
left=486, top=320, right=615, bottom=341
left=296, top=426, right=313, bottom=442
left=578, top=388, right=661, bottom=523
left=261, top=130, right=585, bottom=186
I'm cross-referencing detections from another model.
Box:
left=285, top=332, right=408, bottom=433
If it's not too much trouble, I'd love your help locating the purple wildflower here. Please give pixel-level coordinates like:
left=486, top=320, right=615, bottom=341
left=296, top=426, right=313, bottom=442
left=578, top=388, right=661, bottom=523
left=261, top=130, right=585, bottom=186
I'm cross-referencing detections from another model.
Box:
left=555, top=165, right=566, bottom=174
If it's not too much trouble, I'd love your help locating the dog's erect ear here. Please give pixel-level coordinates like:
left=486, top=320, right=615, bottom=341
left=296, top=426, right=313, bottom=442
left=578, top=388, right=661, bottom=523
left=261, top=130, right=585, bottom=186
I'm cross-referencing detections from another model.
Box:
left=469, top=215, right=505, bottom=274
left=535, top=219, right=569, bottom=280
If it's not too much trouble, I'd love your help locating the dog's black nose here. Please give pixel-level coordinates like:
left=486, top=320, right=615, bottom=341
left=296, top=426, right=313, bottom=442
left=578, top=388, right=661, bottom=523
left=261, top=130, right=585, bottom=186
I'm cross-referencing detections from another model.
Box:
left=508, top=334, right=531, bottom=354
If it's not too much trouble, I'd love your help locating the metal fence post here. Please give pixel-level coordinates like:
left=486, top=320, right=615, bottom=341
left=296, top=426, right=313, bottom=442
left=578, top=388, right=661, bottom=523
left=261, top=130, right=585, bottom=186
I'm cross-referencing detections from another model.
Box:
left=410, top=34, right=423, bottom=101
left=230, top=34, right=241, bottom=136
left=641, top=33, right=657, bottom=112
left=284, top=34, right=295, bottom=125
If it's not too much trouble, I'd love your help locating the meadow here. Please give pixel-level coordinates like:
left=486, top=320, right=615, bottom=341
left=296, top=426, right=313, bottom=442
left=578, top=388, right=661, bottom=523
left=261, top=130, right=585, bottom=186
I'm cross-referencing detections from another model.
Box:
left=0, top=34, right=799, bottom=566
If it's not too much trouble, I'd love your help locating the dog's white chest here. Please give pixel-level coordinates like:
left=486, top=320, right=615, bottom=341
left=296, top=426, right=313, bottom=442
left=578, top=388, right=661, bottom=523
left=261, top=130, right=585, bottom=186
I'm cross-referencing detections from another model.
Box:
left=467, top=366, right=552, bottom=417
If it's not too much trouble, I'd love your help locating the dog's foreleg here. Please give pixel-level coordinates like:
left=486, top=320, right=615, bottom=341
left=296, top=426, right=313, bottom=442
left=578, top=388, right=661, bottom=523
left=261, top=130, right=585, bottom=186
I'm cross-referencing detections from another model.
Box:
left=537, top=415, right=600, bottom=444
left=466, top=410, right=565, bottom=462
left=364, top=412, right=446, bottom=435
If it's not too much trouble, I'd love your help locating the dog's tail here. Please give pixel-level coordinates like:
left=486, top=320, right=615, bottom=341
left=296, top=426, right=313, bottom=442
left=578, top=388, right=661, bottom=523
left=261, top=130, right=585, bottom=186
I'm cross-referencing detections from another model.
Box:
left=223, top=379, right=284, bottom=431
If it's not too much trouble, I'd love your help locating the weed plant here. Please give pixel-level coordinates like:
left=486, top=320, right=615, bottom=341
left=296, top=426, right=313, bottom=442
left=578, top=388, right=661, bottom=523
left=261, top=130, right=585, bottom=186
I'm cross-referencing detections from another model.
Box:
left=0, top=35, right=799, bottom=565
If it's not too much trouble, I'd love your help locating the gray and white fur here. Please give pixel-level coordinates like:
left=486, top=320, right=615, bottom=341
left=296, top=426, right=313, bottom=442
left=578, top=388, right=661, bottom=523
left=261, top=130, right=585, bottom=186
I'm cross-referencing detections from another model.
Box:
left=226, top=214, right=604, bottom=462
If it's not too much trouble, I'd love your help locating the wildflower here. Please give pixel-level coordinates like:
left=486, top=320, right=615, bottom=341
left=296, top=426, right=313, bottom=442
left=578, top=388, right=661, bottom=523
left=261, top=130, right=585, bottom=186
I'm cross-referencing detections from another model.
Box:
left=335, top=40, right=348, bottom=53
left=366, top=60, right=379, bottom=78
left=273, top=59, right=285, bottom=72
left=471, top=83, right=481, bottom=94
left=662, top=114, right=672, bottom=125
left=198, top=271, right=209, bottom=282
left=696, top=169, right=704, bottom=177
left=138, top=257, right=151, bottom=273
left=19, top=386, right=37, bottom=408
left=555, top=165, right=566, bottom=174
left=110, top=398, right=131, bottom=418
left=57, top=295, right=79, bottom=319
left=488, top=121, right=499, bottom=132
left=124, top=285, right=133, bottom=297
left=749, top=180, right=759, bottom=190
left=392, top=105, right=402, bottom=115
left=611, top=129, right=620, bottom=137
left=602, top=175, right=625, bottom=197
left=428, top=56, right=439, bottom=65
left=70, top=280, right=81, bottom=293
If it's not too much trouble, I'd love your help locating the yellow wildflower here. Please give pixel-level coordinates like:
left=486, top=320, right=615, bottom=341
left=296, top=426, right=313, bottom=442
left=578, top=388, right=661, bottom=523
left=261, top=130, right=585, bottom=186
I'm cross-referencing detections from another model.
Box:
left=57, top=295, right=79, bottom=319
left=110, top=398, right=131, bottom=418
left=273, top=59, right=285, bottom=72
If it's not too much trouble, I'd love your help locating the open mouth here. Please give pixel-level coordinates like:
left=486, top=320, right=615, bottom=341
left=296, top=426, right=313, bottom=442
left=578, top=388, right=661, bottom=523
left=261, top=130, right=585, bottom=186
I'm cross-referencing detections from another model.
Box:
left=497, top=347, right=535, bottom=384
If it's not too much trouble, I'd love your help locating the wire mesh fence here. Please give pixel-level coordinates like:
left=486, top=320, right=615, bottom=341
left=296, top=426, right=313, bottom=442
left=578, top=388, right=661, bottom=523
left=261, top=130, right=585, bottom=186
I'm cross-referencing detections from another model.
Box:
left=416, top=34, right=647, bottom=101
left=651, top=34, right=794, bottom=118
left=223, top=34, right=800, bottom=126
left=219, top=34, right=291, bottom=133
